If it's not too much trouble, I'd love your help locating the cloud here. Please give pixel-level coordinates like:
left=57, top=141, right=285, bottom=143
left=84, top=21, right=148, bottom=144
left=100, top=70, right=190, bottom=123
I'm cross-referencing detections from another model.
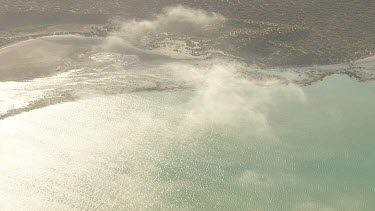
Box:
left=161, top=58, right=307, bottom=143
left=107, top=5, right=225, bottom=47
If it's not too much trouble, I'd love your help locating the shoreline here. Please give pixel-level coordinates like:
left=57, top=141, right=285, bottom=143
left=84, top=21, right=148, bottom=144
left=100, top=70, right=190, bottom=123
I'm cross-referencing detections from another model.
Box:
left=0, top=25, right=108, bottom=50
left=2, top=33, right=375, bottom=68
left=0, top=33, right=374, bottom=85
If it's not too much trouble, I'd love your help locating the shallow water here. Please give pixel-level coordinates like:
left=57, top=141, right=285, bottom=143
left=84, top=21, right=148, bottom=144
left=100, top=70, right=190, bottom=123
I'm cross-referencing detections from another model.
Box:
left=1, top=7, right=375, bottom=209
left=0, top=74, right=374, bottom=211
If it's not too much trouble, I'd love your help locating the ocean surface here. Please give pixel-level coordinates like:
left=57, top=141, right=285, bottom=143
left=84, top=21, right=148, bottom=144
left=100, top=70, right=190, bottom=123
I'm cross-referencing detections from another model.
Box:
left=0, top=73, right=374, bottom=210
left=1, top=6, right=375, bottom=210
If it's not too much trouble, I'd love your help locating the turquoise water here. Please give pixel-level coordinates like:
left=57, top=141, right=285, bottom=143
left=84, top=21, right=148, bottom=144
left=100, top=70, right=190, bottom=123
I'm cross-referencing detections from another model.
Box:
left=266, top=76, right=375, bottom=210
left=0, top=75, right=374, bottom=210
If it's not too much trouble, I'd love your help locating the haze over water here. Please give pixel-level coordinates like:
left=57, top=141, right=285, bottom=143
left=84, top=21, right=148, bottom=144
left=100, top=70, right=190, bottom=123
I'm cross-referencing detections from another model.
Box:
left=1, top=6, right=375, bottom=211
left=1, top=75, right=375, bottom=210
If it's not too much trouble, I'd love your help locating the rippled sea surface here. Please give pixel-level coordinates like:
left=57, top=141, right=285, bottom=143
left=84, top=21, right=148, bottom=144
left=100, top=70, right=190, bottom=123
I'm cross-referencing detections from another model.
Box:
left=1, top=8, right=375, bottom=209
left=1, top=72, right=375, bottom=210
